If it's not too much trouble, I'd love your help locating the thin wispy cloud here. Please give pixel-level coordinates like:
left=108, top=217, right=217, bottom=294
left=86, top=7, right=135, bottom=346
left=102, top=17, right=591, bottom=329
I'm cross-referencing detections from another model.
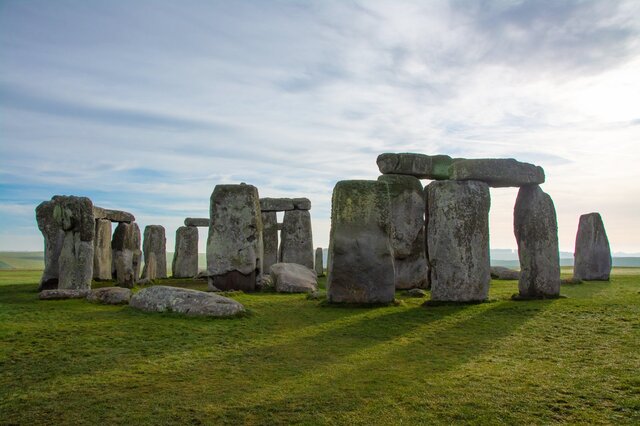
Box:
left=1, top=0, right=639, bottom=253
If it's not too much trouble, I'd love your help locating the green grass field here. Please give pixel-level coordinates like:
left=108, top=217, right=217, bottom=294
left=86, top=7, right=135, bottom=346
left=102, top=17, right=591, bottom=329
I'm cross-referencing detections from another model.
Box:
left=1, top=270, right=638, bottom=425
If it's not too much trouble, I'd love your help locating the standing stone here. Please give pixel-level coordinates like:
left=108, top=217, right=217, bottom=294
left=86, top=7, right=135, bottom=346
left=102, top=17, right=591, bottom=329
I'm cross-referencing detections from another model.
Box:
left=378, top=175, right=428, bottom=289
left=327, top=180, right=395, bottom=304
left=53, top=196, right=95, bottom=290
left=35, top=200, right=65, bottom=290
left=112, top=222, right=141, bottom=288
left=262, top=211, right=278, bottom=274
left=207, top=184, right=263, bottom=291
left=93, top=219, right=112, bottom=280
left=141, top=225, right=167, bottom=280
left=315, top=247, right=324, bottom=276
left=172, top=226, right=199, bottom=278
left=573, top=213, right=612, bottom=281
left=279, top=210, right=314, bottom=269
left=426, top=180, right=490, bottom=302
left=514, top=185, right=561, bottom=298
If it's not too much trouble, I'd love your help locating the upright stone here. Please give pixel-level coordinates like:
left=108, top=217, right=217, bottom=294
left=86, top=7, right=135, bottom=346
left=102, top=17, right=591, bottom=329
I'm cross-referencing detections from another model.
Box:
left=327, top=180, right=395, bottom=304
left=53, top=196, right=95, bottom=290
left=514, top=185, right=561, bottom=298
left=426, top=180, right=490, bottom=302
left=261, top=211, right=278, bottom=274
left=279, top=210, right=314, bottom=269
left=141, top=225, right=167, bottom=280
left=450, top=158, right=544, bottom=187
left=315, top=247, right=324, bottom=276
left=93, top=219, right=112, bottom=280
left=207, top=184, right=263, bottom=291
left=112, top=222, right=141, bottom=288
left=573, top=213, right=612, bottom=281
left=35, top=200, right=65, bottom=290
left=377, top=153, right=454, bottom=180
left=172, top=226, right=199, bottom=278
left=378, top=175, right=428, bottom=289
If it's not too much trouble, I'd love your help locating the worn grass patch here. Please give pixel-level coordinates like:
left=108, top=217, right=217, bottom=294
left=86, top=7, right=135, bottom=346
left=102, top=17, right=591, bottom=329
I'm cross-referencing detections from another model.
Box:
left=1, top=270, right=639, bottom=425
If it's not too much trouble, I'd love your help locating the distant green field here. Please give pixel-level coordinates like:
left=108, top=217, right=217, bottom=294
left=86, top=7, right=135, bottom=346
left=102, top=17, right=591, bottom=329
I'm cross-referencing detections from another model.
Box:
left=0, top=269, right=638, bottom=424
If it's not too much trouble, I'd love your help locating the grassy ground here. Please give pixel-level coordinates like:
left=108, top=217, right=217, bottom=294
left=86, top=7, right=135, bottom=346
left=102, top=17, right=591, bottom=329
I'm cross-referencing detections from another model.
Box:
left=1, top=270, right=638, bottom=425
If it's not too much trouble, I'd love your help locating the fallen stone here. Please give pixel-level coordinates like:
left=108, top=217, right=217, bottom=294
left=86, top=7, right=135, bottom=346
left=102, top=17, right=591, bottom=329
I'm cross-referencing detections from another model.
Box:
left=315, top=247, right=324, bottom=276
left=327, top=180, right=395, bottom=304
left=112, top=222, right=142, bottom=288
left=184, top=217, right=210, bottom=227
left=262, top=211, right=278, bottom=274
left=270, top=263, right=318, bottom=293
left=172, top=226, right=199, bottom=278
left=490, top=266, right=520, bottom=280
left=376, top=153, right=454, bottom=180
left=54, top=196, right=95, bottom=290
left=207, top=184, right=263, bottom=291
left=39, top=289, right=90, bottom=300
left=93, top=219, right=112, bottom=280
left=426, top=180, right=491, bottom=302
left=406, top=288, right=427, bottom=297
left=92, top=206, right=135, bottom=223
left=35, top=200, right=65, bottom=290
left=129, top=286, right=245, bottom=317
left=292, top=198, right=311, bottom=210
left=378, top=174, right=428, bottom=289
left=573, top=212, right=612, bottom=281
left=514, top=185, right=561, bottom=298
left=87, top=287, right=132, bottom=305
left=260, top=198, right=295, bottom=212
left=279, top=209, right=314, bottom=269
left=141, top=225, right=167, bottom=280
left=450, top=158, right=545, bottom=187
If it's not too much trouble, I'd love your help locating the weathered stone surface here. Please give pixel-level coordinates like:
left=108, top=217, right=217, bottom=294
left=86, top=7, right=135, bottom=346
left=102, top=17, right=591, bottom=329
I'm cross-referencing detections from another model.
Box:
left=262, top=211, right=278, bottom=274
left=450, top=158, right=545, bottom=188
left=377, top=153, right=454, bottom=180
left=129, top=286, right=245, bottom=317
left=279, top=210, right=314, bottom=269
left=93, top=219, right=112, bottom=280
left=573, top=212, right=612, bottom=281
left=54, top=196, right=95, bottom=290
left=87, top=287, right=131, bottom=305
left=315, top=247, right=324, bottom=276
left=426, top=180, right=490, bottom=302
left=277, top=223, right=283, bottom=231
left=327, top=180, right=395, bottom=304
left=92, top=206, right=135, bottom=223
left=39, top=289, right=90, bottom=300
left=292, top=198, right=311, bottom=210
left=207, top=184, right=263, bottom=291
left=260, top=198, right=295, bottom=212
left=270, top=263, right=317, bottom=293
left=514, top=185, right=561, bottom=298
left=184, top=217, right=210, bottom=227
left=490, top=266, right=520, bottom=280
left=141, top=225, right=167, bottom=280
left=378, top=175, right=428, bottom=289
left=35, top=200, right=65, bottom=290
left=172, top=226, right=199, bottom=278
left=112, top=222, right=141, bottom=288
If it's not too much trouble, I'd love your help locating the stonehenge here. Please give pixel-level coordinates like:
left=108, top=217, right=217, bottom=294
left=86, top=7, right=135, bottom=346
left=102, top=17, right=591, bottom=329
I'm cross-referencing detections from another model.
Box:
left=112, top=222, right=142, bottom=288
left=279, top=209, right=314, bottom=269
left=36, top=199, right=65, bottom=290
left=573, top=213, right=612, bottom=281
left=514, top=185, right=561, bottom=299
left=141, top=225, right=167, bottom=280
left=262, top=211, right=278, bottom=274
left=450, top=158, right=545, bottom=187
left=172, top=226, right=199, bottom=278
left=315, top=247, right=324, bottom=276
left=93, top=219, right=112, bottom=280
left=207, top=184, right=263, bottom=291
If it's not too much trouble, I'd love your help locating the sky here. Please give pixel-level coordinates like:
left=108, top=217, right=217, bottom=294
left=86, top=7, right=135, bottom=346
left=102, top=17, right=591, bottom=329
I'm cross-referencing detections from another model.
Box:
left=1, top=0, right=639, bottom=255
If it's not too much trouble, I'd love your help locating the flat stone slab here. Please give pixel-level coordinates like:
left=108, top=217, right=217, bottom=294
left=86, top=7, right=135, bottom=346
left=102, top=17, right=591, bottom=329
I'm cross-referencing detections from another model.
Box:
left=450, top=158, right=545, bottom=187
left=292, top=198, right=311, bottom=210
left=87, top=287, right=132, bottom=305
left=184, top=218, right=210, bottom=227
left=129, top=286, right=245, bottom=317
left=39, top=289, right=90, bottom=300
left=377, top=153, right=454, bottom=180
left=260, top=198, right=295, bottom=212
left=93, top=206, right=135, bottom=223
left=490, top=266, right=521, bottom=280
left=270, top=263, right=318, bottom=293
